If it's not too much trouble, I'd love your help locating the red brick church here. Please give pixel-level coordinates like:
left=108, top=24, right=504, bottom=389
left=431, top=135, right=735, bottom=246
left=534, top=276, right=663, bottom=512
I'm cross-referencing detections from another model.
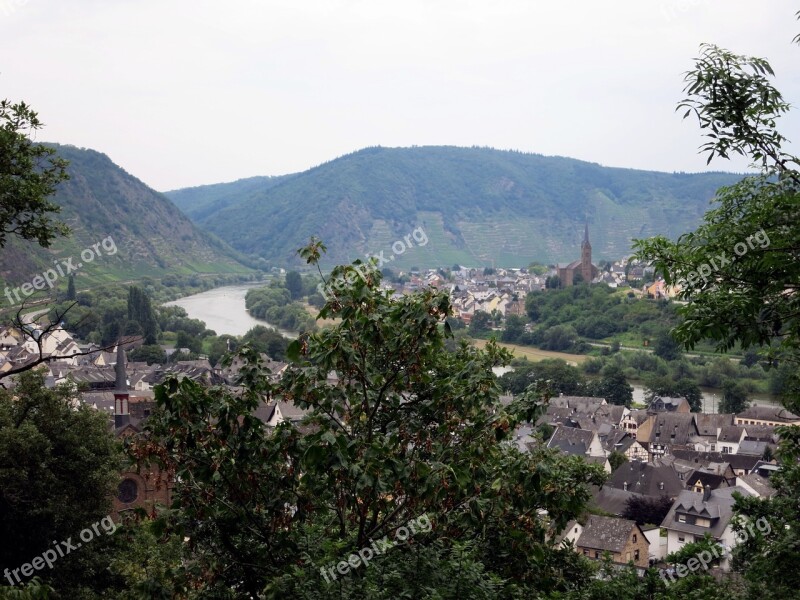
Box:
left=557, top=223, right=599, bottom=287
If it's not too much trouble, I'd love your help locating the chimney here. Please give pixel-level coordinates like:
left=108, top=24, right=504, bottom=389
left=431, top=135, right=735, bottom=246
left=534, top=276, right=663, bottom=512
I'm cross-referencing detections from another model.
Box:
left=113, top=340, right=130, bottom=428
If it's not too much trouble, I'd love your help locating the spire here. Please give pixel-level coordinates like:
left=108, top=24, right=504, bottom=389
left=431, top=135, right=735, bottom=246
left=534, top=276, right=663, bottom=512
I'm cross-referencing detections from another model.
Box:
left=583, top=222, right=590, bottom=245
left=114, top=341, right=127, bottom=394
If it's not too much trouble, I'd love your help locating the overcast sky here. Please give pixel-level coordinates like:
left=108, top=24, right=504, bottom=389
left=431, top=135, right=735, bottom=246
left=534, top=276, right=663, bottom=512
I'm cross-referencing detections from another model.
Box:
left=1, top=0, right=798, bottom=191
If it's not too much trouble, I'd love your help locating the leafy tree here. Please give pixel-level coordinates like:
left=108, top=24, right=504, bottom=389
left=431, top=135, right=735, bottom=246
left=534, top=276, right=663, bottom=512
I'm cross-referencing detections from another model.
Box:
left=468, top=310, right=492, bottom=335
left=622, top=495, right=674, bottom=528
left=128, top=344, right=167, bottom=365
left=127, top=286, right=159, bottom=345
left=545, top=275, right=561, bottom=289
left=501, top=314, right=526, bottom=342
left=241, top=325, right=288, bottom=360
left=0, top=100, right=69, bottom=248
left=653, top=330, right=681, bottom=361
left=498, top=359, right=587, bottom=396
left=720, top=380, right=749, bottom=414
left=138, top=248, right=607, bottom=597
left=285, top=270, right=303, bottom=300
left=66, top=275, right=76, bottom=301
left=587, top=364, right=633, bottom=407
left=608, top=450, right=628, bottom=472
left=0, top=370, right=122, bottom=594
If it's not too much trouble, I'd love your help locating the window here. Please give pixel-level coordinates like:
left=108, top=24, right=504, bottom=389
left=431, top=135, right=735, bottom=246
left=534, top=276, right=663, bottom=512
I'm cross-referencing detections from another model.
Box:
left=117, top=478, right=138, bottom=503
left=583, top=549, right=588, bottom=556
left=595, top=551, right=600, bottom=559
left=633, top=534, right=637, bottom=543
left=723, top=446, right=730, bottom=453
left=623, top=482, right=628, bottom=491
left=634, top=549, right=640, bottom=561
left=678, top=515, right=686, bottom=523
left=678, top=536, right=685, bottom=542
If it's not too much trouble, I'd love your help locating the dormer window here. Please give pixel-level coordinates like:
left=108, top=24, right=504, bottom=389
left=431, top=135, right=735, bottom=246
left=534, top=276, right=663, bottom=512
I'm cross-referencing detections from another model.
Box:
left=623, top=482, right=628, bottom=491
left=659, top=482, right=664, bottom=490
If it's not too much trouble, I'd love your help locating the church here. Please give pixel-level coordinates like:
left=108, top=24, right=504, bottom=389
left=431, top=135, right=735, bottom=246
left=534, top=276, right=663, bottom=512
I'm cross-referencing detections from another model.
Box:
left=557, top=224, right=599, bottom=287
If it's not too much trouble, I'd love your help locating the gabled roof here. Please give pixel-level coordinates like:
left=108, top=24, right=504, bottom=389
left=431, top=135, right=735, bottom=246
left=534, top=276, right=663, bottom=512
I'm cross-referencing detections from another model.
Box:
left=577, top=515, right=642, bottom=554
left=693, top=413, right=735, bottom=436
left=671, top=448, right=761, bottom=472
left=547, top=426, right=595, bottom=456
left=661, top=487, right=751, bottom=538
left=719, top=426, right=745, bottom=443
left=607, top=459, right=684, bottom=498
left=736, top=405, right=800, bottom=423
left=646, top=413, right=697, bottom=446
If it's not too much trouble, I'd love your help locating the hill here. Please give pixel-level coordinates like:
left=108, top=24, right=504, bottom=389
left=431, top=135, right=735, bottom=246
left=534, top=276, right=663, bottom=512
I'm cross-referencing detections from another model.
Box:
left=164, top=146, right=744, bottom=269
left=0, top=144, right=252, bottom=292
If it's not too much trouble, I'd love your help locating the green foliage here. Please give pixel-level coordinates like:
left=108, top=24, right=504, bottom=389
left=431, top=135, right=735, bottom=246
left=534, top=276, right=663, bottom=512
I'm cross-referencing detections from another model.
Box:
left=586, top=364, right=633, bottom=407
left=608, top=450, right=627, bottom=472
left=720, top=380, right=749, bottom=414
left=165, top=146, right=740, bottom=268
left=138, top=244, right=607, bottom=596
left=469, top=310, right=492, bottom=335
left=128, top=344, right=167, bottom=365
left=643, top=374, right=703, bottom=412
left=245, top=283, right=316, bottom=333
left=285, top=270, right=303, bottom=300
left=241, top=325, right=288, bottom=360
left=0, top=100, right=69, bottom=249
left=127, top=286, right=159, bottom=345
left=622, top=495, right=673, bottom=527
left=0, top=370, right=122, bottom=594
left=653, top=330, right=681, bottom=361
left=498, top=359, right=587, bottom=396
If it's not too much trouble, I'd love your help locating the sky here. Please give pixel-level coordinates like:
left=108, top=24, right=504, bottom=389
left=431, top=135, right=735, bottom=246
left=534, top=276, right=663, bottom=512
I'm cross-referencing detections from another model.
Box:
left=1, top=0, right=798, bottom=191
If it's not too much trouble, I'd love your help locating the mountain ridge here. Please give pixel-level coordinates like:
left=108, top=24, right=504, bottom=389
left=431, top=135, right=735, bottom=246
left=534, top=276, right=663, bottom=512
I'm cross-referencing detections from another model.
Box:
left=164, top=146, right=744, bottom=269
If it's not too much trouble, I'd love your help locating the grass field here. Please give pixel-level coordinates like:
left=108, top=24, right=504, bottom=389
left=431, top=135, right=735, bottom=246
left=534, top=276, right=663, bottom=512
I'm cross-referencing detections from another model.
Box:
left=471, top=338, right=589, bottom=366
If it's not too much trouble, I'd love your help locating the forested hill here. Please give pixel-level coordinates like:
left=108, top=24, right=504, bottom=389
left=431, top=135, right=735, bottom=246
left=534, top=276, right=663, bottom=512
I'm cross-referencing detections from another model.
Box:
left=164, top=146, right=743, bottom=268
left=0, top=144, right=252, bottom=288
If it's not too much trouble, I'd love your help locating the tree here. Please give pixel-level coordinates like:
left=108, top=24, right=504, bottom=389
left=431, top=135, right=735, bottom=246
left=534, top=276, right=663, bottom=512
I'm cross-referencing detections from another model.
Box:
left=127, top=286, right=159, bottom=345
left=587, top=364, right=633, bottom=407
left=653, top=330, right=681, bottom=361
left=128, top=344, right=167, bottom=365
left=0, top=100, right=69, bottom=248
left=66, top=274, right=76, bottom=301
left=720, top=380, right=749, bottom=414
left=285, top=270, right=303, bottom=300
left=622, top=495, right=674, bottom=528
left=608, top=450, right=627, bottom=472
left=643, top=375, right=703, bottom=412
left=633, top=42, right=800, bottom=414
left=468, top=310, right=492, bottom=335
left=137, top=246, right=607, bottom=597
left=0, top=370, right=122, bottom=594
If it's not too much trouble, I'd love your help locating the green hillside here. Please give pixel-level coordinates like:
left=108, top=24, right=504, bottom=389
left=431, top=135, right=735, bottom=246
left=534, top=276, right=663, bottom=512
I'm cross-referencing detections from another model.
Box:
left=0, top=144, right=252, bottom=292
left=164, top=146, right=743, bottom=269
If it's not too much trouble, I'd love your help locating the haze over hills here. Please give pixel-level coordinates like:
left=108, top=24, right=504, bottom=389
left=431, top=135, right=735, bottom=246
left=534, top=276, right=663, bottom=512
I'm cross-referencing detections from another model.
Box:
left=0, top=144, right=251, bottom=289
left=165, top=146, right=744, bottom=269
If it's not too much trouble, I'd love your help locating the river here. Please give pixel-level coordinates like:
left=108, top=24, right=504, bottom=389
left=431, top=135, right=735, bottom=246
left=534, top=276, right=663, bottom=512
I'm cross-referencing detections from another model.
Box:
left=171, top=286, right=781, bottom=412
left=164, top=284, right=296, bottom=338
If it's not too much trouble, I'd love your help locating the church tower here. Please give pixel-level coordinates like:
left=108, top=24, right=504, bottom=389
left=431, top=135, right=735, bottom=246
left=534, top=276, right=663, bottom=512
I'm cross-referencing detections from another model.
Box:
left=113, top=341, right=130, bottom=428
left=580, top=223, right=593, bottom=283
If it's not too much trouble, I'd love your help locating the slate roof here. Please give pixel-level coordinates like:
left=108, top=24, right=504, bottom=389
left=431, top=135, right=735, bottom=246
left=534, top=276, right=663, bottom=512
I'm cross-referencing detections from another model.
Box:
left=661, top=487, right=751, bottom=539
left=589, top=485, right=646, bottom=517
left=547, top=426, right=595, bottom=456
left=607, top=459, right=684, bottom=498
left=737, top=473, right=776, bottom=498
left=693, top=413, right=735, bottom=437
left=646, top=413, right=697, bottom=446
left=602, top=430, right=636, bottom=455
left=719, top=426, right=745, bottom=443
left=736, top=405, right=800, bottom=423
left=550, top=396, right=606, bottom=412
left=577, top=515, right=641, bottom=554
left=737, top=440, right=769, bottom=456
left=670, top=448, right=761, bottom=472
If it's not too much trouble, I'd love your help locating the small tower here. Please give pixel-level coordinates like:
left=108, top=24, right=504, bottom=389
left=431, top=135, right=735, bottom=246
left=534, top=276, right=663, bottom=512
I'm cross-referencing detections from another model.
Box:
left=113, top=341, right=130, bottom=428
left=580, top=222, right=593, bottom=283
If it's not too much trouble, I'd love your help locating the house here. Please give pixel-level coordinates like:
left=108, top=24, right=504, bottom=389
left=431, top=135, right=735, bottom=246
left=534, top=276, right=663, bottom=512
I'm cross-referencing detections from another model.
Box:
left=717, top=426, right=747, bottom=454
left=670, top=448, right=762, bottom=477
left=661, top=486, right=753, bottom=571
left=575, top=515, right=649, bottom=569
left=734, top=405, right=800, bottom=427
left=547, top=426, right=606, bottom=458
left=648, top=396, right=690, bottom=414
left=638, top=413, right=698, bottom=460
left=691, top=413, right=735, bottom=452
left=620, top=409, right=650, bottom=439
left=550, top=395, right=608, bottom=413
left=735, top=473, right=776, bottom=498
left=601, top=430, right=648, bottom=462
left=607, top=459, right=685, bottom=499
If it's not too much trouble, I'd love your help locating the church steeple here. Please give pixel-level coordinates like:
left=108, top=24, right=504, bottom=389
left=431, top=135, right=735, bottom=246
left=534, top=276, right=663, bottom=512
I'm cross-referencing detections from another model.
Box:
left=113, top=340, right=130, bottom=428
left=583, top=222, right=590, bottom=246
left=580, top=222, right=593, bottom=283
